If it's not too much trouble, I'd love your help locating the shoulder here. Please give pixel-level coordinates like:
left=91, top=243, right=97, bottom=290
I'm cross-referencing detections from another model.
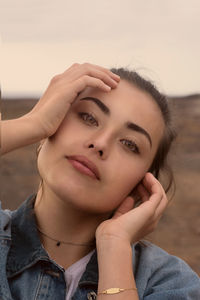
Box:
left=133, top=240, right=200, bottom=299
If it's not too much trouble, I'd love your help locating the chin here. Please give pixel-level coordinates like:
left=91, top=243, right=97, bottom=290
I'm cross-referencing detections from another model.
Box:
left=49, top=182, right=113, bottom=215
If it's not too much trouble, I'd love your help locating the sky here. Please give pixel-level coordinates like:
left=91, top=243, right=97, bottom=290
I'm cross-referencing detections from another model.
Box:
left=1, top=0, right=200, bottom=97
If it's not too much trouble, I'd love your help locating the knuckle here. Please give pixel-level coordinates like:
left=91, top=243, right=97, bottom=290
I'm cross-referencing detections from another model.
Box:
left=100, top=73, right=108, bottom=81
left=72, top=63, right=80, bottom=68
left=50, top=74, right=61, bottom=84
left=96, top=78, right=102, bottom=84
left=95, top=78, right=104, bottom=87
left=82, top=74, right=90, bottom=82
left=79, top=75, right=91, bottom=86
left=146, top=207, right=155, bottom=218
left=82, top=62, right=91, bottom=72
left=83, top=62, right=90, bottom=67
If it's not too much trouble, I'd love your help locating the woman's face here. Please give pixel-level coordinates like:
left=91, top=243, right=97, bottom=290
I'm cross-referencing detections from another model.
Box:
left=37, top=80, right=165, bottom=214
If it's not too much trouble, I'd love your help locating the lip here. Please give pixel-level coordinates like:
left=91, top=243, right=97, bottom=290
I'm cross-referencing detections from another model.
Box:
left=66, top=155, right=100, bottom=180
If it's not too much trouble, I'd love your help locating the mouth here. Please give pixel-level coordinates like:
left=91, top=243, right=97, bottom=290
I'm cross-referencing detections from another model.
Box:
left=66, top=155, right=100, bottom=180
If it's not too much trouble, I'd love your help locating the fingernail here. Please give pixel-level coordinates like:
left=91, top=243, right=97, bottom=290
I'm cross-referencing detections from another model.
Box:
left=112, top=79, right=118, bottom=85
left=105, top=85, right=111, bottom=90
left=113, top=74, right=120, bottom=80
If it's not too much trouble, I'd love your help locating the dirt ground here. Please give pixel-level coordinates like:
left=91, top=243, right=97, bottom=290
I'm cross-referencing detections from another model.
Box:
left=1, top=96, right=200, bottom=276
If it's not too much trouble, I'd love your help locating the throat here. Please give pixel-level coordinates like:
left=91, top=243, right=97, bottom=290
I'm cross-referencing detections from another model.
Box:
left=37, top=226, right=96, bottom=248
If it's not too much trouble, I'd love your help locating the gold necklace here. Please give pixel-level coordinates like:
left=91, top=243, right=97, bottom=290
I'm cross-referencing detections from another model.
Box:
left=36, top=226, right=96, bottom=247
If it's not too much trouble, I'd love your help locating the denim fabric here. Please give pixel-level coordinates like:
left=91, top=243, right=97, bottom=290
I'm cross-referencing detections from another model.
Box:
left=0, top=194, right=200, bottom=300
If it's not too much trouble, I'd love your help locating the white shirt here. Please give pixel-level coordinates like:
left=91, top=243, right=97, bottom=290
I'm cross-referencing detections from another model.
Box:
left=64, top=249, right=95, bottom=300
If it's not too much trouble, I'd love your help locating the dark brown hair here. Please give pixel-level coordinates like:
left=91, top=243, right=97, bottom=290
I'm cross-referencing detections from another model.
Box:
left=110, top=67, right=176, bottom=194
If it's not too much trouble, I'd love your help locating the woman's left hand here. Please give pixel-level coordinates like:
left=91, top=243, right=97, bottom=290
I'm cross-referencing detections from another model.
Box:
left=95, top=172, right=169, bottom=245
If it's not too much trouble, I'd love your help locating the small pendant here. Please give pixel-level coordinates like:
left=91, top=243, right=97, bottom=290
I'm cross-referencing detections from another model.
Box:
left=56, top=241, right=61, bottom=246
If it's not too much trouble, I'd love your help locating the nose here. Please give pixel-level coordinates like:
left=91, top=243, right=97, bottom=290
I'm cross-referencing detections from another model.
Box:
left=88, top=143, right=103, bottom=158
left=84, top=130, right=113, bottom=159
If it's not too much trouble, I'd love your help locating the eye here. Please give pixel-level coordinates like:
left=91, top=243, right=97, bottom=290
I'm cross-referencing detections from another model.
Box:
left=78, top=112, right=98, bottom=126
left=120, top=139, right=140, bottom=154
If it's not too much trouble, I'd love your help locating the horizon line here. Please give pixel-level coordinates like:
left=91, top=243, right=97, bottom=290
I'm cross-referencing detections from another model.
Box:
left=2, top=92, right=200, bottom=101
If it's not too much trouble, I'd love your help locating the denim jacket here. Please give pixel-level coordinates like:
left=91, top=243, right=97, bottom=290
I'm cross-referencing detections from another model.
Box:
left=0, top=194, right=200, bottom=300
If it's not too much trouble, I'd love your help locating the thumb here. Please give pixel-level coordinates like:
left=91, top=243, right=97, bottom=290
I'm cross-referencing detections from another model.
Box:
left=112, top=196, right=135, bottom=219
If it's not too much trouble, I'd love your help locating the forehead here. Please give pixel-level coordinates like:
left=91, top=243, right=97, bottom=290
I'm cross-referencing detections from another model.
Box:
left=78, top=80, right=161, bottom=115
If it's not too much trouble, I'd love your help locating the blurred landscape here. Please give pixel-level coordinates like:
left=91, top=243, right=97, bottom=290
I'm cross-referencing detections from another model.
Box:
left=1, top=96, right=200, bottom=276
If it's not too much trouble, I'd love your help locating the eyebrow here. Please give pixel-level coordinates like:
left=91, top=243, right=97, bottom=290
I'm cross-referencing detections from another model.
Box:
left=80, top=97, right=110, bottom=115
left=80, top=96, right=152, bottom=147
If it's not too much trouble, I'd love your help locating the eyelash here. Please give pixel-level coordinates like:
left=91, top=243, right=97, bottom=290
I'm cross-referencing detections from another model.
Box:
left=78, top=112, right=140, bottom=154
left=78, top=112, right=98, bottom=126
left=120, top=139, right=140, bottom=154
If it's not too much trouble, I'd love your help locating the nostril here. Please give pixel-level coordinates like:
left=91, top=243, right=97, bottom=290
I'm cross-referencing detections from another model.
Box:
left=88, top=143, right=103, bottom=156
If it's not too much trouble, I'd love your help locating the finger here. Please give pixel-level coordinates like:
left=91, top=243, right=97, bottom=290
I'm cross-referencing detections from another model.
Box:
left=80, top=63, right=121, bottom=82
left=144, top=173, right=168, bottom=218
left=66, top=62, right=120, bottom=81
left=86, top=68, right=118, bottom=88
left=148, top=175, right=168, bottom=214
left=75, top=75, right=112, bottom=94
left=112, top=197, right=135, bottom=219
left=154, top=192, right=168, bottom=220
left=63, top=63, right=120, bottom=88
left=143, top=173, right=163, bottom=198
left=137, top=183, right=150, bottom=202
left=142, top=173, right=163, bottom=209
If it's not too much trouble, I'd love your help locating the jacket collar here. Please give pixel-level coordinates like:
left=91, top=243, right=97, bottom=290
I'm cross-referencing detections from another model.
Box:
left=6, top=194, right=49, bottom=278
left=78, top=250, right=99, bottom=287
left=6, top=194, right=99, bottom=287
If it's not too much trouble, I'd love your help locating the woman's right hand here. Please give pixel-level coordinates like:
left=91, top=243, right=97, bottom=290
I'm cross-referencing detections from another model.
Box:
left=1, top=63, right=120, bottom=155
left=27, top=63, right=120, bottom=138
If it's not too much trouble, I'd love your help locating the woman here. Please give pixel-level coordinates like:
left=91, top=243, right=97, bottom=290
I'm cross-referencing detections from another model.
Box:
left=1, top=63, right=200, bottom=300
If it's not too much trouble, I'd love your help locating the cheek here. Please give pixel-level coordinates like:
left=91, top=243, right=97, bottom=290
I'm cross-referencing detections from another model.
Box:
left=36, top=139, right=57, bottom=181
left=51, top=114, right=86, bottom=145
left=36, top=142, right=49, bottom=180
left=105, top=164, right=147, bottom=203
left=121, top=170, right=144, bottom=193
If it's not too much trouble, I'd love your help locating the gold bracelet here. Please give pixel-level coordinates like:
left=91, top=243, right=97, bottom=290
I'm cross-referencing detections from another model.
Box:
left=97, top=287, right=137, bottom=295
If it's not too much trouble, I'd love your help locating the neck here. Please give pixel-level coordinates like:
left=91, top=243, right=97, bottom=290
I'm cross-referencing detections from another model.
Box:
left=34, top=184, right=110, bottom=265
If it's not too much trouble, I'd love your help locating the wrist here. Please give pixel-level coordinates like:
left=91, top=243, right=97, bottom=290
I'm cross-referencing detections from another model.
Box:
left=96, top=237, right=137, bottom=299
left=22, top=113, right=47, bottom=140
left=96, top=235, right=132, bottom=253
left=1, top=115, right=46, bottom=155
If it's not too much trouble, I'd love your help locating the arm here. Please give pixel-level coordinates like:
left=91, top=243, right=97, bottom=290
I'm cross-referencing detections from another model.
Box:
left=97, top=239, right=139, bottom=300
left=95, top=173, right=168, bottom=299
left=1, top=116, right=45, bottom=155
